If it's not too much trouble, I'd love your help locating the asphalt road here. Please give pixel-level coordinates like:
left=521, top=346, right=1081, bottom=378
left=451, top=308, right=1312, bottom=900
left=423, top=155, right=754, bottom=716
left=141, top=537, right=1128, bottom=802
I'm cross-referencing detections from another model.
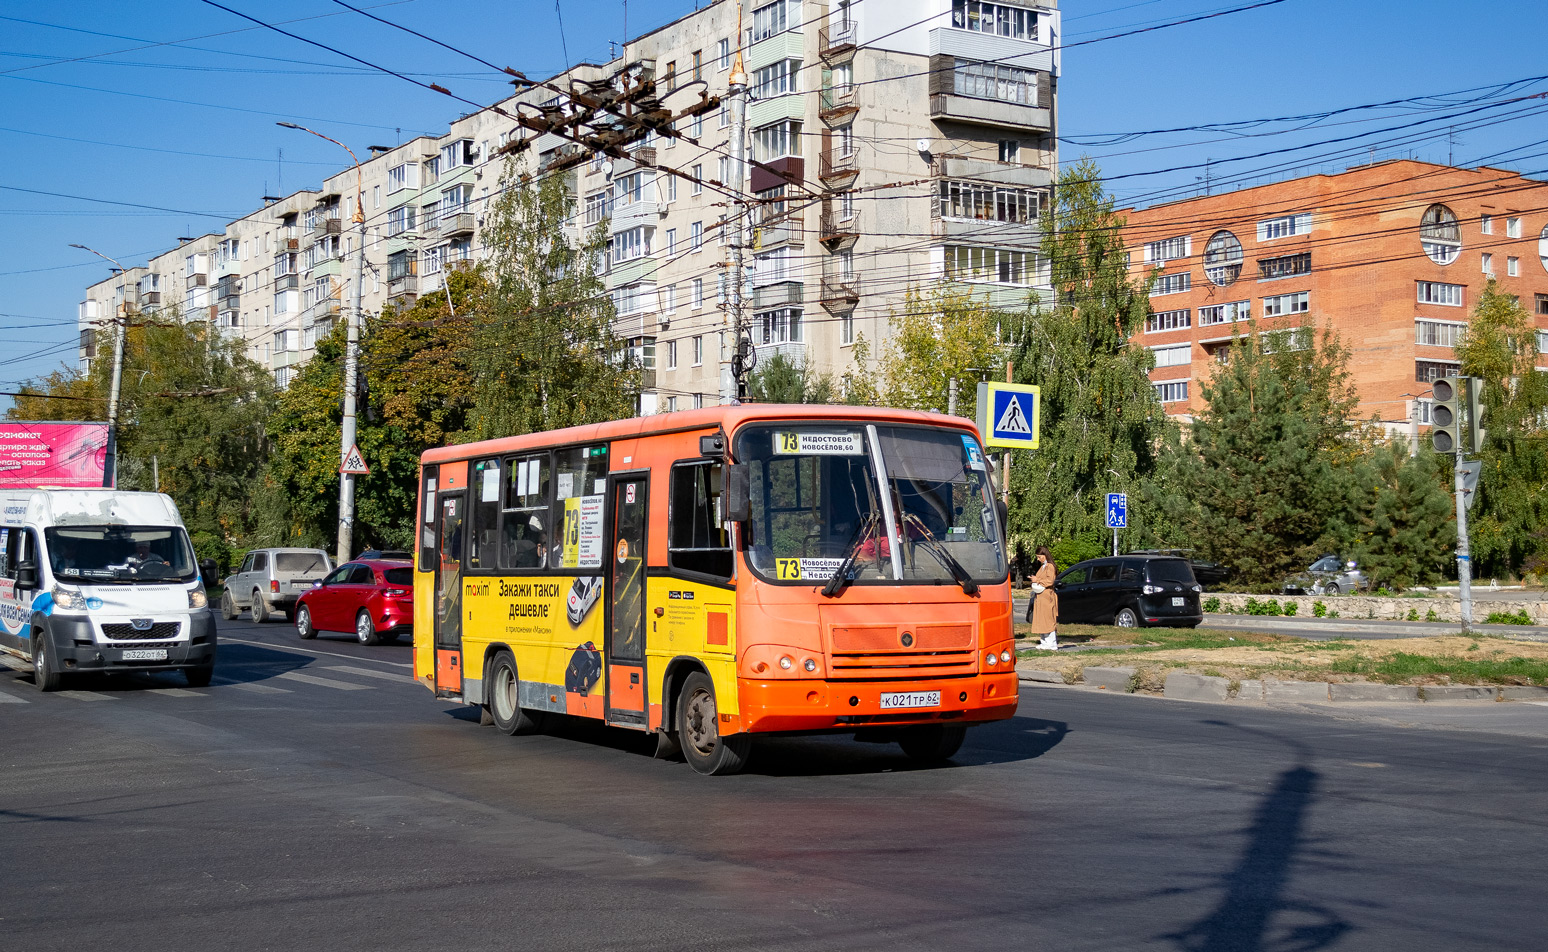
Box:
left=2, top=613, right=1546, bottom=952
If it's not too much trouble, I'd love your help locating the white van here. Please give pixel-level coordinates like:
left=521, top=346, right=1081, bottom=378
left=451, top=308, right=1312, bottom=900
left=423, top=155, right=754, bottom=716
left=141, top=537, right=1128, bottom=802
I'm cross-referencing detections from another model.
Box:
left=0, top=489, right=217, bottom=691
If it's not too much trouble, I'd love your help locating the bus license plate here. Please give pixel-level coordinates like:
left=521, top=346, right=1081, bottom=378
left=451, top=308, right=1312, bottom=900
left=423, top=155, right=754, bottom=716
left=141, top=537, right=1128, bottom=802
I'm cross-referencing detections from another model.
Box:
left=880, top=691, right=940, bottom=710
left=1171, top=597, right=1186, bottom=607
left=121, top=649, right=167, bottom=661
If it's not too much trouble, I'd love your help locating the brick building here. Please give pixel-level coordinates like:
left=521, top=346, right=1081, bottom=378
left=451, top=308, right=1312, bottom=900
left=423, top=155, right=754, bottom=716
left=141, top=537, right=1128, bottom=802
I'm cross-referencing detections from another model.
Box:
left=1122, top=160, right=1548, bottom=432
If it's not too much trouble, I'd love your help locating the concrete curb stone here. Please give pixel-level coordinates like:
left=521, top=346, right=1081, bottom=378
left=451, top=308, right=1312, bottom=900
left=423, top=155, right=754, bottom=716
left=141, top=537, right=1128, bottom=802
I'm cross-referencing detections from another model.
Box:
left=1420, top=685, right=1499, bottom=701
left=1082, top=666, right=1136, bottom=692
left=1500, top=686, right=1548, bottom=700
left=1018, top=668, right=1063, bottom=684
left=1329, top=683, right=1421, bottom=702
left=1163, top=672, right=1229, bottom=702
left=1237, top=679, right=1264, bottom=700
left=1264, top=679, right=1331, bottom=701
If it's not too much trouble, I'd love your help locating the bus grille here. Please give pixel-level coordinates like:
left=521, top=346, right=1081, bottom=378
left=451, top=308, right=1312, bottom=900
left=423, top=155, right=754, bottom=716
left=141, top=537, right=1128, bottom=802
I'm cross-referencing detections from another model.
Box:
left=827, top=624, right=976, bottom=679
left=101, top=622, right=182, bottom=641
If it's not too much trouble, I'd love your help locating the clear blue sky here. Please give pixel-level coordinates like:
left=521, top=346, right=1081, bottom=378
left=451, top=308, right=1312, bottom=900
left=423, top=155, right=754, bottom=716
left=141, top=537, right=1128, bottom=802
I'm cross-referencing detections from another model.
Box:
left=3, top=0, right=1546, bottom=414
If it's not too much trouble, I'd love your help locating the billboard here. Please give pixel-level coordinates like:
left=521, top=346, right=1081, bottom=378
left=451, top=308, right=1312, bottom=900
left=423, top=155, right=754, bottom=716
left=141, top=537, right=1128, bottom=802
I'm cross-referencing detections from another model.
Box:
left=0, top=422, right=110, bottom=489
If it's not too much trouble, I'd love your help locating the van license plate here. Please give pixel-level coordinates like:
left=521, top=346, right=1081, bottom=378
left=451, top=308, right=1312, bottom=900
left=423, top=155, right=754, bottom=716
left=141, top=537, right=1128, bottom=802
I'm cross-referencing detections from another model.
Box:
left=1171, top=597, right=1185, bottom=607
left=880, top=691, right=940, bottom=710
left=121, top=649, right=167, bottom=661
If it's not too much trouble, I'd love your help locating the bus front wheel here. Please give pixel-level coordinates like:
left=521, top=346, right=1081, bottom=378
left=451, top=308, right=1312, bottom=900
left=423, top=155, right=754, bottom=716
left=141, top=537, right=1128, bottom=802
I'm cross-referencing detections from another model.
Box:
left=488, top=653, right=539, bottom=736
left=898, top=724, right=967, bottom=763
left=677, top=671, right=750, bottom=776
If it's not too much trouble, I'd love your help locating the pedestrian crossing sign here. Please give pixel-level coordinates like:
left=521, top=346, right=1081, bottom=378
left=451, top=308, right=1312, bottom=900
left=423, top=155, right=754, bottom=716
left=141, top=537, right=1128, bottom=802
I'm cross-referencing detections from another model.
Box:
left=975, top=382, right=1040, bottom=449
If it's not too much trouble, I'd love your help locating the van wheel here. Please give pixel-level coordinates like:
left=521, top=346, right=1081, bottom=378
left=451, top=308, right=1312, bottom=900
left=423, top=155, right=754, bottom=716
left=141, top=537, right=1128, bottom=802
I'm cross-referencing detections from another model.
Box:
left=295, top=605, right=317, bottom=640
left=487, top=653, right=538, bottom=735
left=677, top=671, right=751, bottom=776
left=355, top=610, right=379, bottom=646
left=1115, top=607, right=1140, bottom=628
left=185, top=663, right=214, bottom=688
left=898, top=724, right=967, bottom=763
left=251, top=591, right=268, bottom=623
left=32, top=633, right=63, bottom=692
left=220, top=590, right=237, bottom=621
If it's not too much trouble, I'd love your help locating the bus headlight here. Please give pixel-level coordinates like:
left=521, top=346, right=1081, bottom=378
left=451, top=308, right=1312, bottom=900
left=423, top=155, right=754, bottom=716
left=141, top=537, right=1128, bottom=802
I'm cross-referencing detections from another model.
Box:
left=803, top=658, right=817, bottom=672
left=778, top=655, right=794, bottom=670
left=986, top=652, right=998, bottom=666
left=51, top=586, right=87, bottom=612
left=188, top=588, right=208, bottom=609
left=1000, top=650, right=1012, bottom=664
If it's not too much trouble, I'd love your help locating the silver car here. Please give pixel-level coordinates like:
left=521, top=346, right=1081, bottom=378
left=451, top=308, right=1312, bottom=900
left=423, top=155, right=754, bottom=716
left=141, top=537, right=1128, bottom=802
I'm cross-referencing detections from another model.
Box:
left=1282, top=556, right=1366, bottom=596
left=221, top=548, right=333, bottom=622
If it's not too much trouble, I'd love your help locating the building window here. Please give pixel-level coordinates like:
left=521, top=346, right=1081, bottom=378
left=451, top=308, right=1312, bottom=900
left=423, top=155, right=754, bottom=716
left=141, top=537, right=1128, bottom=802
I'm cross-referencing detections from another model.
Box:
left=1417, top=281, right=1464, bottom=306
left=662, top=285, right=676, bottom=313
left=937, top=180, right=1043, bottom=223
left=1416, top=360, right=1459, bottom=384
left=693, top=335, right=704, bottom=365
left=388, top=250, right=414, bottom=280
left=1151, top=272, right=1191, bottom=296
left=421, top=244, right=443, bottom=276
left=692, top=279, right=704, bottom=310
left=953, top=59, right=1036, bottom=106
left=613, top=171, right=649, bottom=208
left=757, top=308, right=803, bottom=344
left=751, top=0, right=794, bottom=42
left=1257, top=213, right=1312, bottom=241
left=1481, top=214, right=1493, bottom=234
left=691, top=222, right=703, bottom=251
left=1199, top=301, right=1250, bottom=326
left=1146, top=308, right=1191, bottom=333
left=1415, top=319, right=1466, bottom=347
left=439, top=138, right=473, bottom=171
left=998, top=140, right=1020, bottom=163
left=840, top=311, right=854, bottom=345
left=1507, top=216, right=1521, bottom=238
left=691, top=165, right=703, bottom=195
left=1482, top=252, right=1494, bottom=275
left=1508, top=256, right=1519, bottom=277
left=950, top=0, right=1038, bottom=40
left=612, top=226, right=653, bottom=264
left=944, top=245, right=1033, bottom=285
left=1261, top=290, right=1309, bottom=317
left=718, top=38, right=730, bottom=71
left=1144, top=236, right=1189, bottom=263
left=1420, top=203, right=1461, bottom=265
left=1153, top=381, right=1189, bottom=403
left=1203, top=230, right=1243, bottom=287
left=752, top=120, right=802, bottom=162
left=753, top=247, right=792, bottom=285
left=753, top=59, right=801, bottom=98
left=1151, top=344, right=1191, bottom=368
left=273, top=328, right=299, bottom=352
left=666, top=339, right=678, bottom=370
left=387, top=205, right=417, bottom=236
left=387, top=163, right=419, bottom=193
left=612, top=283, right=656, bottom=316
left=1259, top=252, right=1312, bottom=280
left=275, top=366, right=295, bottom=389
left=1536, top=293, right=1548, bottom=316
left=1538, top=330, right=1548, bottom=353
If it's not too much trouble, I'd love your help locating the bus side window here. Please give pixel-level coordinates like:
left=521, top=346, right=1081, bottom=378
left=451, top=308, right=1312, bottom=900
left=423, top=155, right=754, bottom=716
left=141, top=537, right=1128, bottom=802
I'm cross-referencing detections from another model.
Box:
left=668, top=461, right=732, bottom=580
left=550, top=446, right=608, bottom=570
left=469, top=457, right=502, bottom=569
left=419, top=467, right=438, bottom=572
left=501, top=453, right=552, bottom=569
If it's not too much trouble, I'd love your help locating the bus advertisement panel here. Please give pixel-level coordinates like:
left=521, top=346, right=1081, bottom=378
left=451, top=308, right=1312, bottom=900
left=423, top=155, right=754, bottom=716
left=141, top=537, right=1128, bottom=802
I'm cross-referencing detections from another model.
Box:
left=413, top=406, right=1018, bottom=775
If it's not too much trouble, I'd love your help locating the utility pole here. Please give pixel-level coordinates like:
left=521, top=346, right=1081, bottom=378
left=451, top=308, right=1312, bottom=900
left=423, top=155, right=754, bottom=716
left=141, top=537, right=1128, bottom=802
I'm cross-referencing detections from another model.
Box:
left=277, top=122, right=366, bottom=564
left=724, top=5, right=749, bottom=405
left=69, top=243, right=127, bottom=488
left=947, top=377, right=959, bottom=416
left=1454, top=449, right=1473, bottom=631
left=1001, top=360, right=1012, bottom=507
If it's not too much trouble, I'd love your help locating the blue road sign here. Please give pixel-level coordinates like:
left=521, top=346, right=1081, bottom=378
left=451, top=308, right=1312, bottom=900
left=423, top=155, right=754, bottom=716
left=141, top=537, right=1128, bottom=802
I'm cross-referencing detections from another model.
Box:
left=1106, top=493, right=1128, bottom=529
left=975, top=382, right=1040, bottom=449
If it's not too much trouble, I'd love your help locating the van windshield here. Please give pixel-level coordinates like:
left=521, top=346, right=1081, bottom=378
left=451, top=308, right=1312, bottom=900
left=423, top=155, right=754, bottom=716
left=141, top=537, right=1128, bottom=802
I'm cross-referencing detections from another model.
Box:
left=736, top=423, right=1006, bottom=586
left=45, top=526, right=198, bottom=584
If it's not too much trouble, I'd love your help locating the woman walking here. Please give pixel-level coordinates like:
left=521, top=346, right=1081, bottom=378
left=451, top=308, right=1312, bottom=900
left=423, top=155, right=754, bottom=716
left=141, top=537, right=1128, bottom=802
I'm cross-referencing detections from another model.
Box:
left=1025, top=545, right=1059, bottom=651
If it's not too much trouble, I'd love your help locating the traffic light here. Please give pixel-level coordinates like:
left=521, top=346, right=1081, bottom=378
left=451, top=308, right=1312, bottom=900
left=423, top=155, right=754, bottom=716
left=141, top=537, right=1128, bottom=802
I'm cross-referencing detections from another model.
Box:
left=1431, top=375, right=1462, bottom=453
left=1467, top=378, right=1487, bottom=453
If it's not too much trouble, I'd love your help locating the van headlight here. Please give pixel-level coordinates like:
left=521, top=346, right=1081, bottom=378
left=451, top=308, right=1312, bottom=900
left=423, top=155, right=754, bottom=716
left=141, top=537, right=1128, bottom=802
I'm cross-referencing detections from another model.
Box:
left=188, top=587, right=208, bottom=609
left=51, top=585, right=87, bottom=612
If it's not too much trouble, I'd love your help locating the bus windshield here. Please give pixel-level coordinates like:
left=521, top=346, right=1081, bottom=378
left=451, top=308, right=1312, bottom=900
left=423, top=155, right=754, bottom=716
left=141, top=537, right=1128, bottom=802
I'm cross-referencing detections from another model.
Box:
left=44, top=525, right=199, bottom=584
left=738, top=423, right=1006, bottom=587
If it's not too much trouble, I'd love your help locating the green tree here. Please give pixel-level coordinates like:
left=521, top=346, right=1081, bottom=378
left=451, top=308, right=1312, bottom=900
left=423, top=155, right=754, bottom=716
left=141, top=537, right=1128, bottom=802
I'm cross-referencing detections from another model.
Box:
left=465, top=162, right=637, bottom=439
left=873, top=285, right=1008, bottom=419
left=746, top=350, right=836, bottom=403
left=1454, top=279, right=1548, bottom=576
left=1006, top=158, right=1169, bottom=552
left=1351, top=442, right=1454, bottom=590
left=1161, top=321, right=1362, bottom=586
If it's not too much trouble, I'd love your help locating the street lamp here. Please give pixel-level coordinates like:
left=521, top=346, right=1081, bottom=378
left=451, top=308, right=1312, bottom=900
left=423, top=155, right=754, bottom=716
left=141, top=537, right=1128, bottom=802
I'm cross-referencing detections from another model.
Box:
left=69, top=243, right=128, bottom=488
left=277, top=121, right=368, bottom=565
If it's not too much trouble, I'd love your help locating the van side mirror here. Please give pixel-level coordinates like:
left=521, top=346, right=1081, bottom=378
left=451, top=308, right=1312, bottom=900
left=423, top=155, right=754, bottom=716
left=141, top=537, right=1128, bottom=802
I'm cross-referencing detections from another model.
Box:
left=199, top=558, right=217, bottom=588
left=16, top=562, right=37, bottom=589
left=725, top=463, right=751, bottom=523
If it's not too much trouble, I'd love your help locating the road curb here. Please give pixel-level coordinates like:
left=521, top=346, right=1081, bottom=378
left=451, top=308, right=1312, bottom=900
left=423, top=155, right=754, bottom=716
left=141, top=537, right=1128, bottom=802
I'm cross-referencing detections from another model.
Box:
left=1016, top=663, right=1534, bottom=705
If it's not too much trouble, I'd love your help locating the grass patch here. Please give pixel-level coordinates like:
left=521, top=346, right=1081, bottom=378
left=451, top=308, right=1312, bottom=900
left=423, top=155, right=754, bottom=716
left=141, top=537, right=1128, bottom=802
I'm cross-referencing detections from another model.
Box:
left=1327, top=651, right=1548, bottom=685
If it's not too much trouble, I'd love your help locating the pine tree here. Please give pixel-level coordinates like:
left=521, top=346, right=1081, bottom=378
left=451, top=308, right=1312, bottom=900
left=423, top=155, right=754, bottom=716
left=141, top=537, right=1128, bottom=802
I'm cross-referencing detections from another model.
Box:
left=1351, top=442, right=1454, bottom=590
left=746, top=351, right=836, bottom=403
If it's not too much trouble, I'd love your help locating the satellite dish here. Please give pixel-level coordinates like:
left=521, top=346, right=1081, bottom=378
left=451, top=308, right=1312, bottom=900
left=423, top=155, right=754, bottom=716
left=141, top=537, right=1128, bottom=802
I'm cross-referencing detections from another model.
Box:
left=603, top=160, right=615, bottom=179
left=916, top=138, right=932, bottom=154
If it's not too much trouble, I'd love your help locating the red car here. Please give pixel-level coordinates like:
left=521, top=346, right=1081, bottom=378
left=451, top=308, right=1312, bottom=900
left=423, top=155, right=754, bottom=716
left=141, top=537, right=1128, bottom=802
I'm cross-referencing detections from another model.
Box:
left=294, top=559, right=414, bottom=645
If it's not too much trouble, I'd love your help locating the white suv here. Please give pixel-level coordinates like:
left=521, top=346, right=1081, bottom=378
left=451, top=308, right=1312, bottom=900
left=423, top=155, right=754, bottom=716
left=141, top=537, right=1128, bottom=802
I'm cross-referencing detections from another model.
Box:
left=222, top=548, right=332, bottom=622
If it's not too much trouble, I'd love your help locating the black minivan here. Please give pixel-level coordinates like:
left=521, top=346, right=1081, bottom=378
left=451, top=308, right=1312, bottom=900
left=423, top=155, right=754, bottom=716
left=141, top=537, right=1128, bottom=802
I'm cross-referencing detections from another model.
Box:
left=1054, top=555, right=1204, bottom=628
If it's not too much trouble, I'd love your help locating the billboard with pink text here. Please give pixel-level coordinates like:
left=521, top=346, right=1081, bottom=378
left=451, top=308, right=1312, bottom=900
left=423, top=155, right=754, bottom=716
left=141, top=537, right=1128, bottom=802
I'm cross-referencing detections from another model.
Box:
left=0, top=422, right=110, bottom=489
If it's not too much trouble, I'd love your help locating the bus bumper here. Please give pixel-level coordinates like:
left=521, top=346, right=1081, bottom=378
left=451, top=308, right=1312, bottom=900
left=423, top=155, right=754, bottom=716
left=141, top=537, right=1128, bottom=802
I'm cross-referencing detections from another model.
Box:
left=736, top=673, right=1020, bottom=734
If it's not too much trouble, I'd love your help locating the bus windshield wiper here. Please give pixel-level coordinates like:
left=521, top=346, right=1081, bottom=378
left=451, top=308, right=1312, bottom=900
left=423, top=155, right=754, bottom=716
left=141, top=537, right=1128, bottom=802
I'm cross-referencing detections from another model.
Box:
left=821, top=512, right=880, bottom=598
left=902, top=514, right=979, bottom=596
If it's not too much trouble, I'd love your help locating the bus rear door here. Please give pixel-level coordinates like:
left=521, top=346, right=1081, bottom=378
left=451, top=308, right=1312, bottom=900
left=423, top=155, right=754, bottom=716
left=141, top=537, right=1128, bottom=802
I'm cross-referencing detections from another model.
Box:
left=605, top=473, right=648, bottom=726
left=434, top=491, right=465, bottom=697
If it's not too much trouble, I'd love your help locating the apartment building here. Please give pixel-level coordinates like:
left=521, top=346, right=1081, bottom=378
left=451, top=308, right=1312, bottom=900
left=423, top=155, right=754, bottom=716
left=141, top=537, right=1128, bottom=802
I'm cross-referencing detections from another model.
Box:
left=81, top=0, right=1061, bottom=412
left=1123, top=160, right=1548, bottom=431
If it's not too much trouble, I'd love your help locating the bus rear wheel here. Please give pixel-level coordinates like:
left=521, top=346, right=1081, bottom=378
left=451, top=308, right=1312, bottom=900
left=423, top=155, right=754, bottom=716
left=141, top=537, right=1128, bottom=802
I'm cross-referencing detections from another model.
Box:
left=487, top=653, right=538, bottom=736
left=677, top=671, right=751, bottom=776
left=898, top=724, right=967, bottom=763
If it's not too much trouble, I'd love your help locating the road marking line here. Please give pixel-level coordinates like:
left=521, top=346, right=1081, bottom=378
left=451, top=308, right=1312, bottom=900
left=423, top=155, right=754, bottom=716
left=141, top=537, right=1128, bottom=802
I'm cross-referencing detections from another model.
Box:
left=144, top=687, right=205, bottom=697
left=214, top=680, right=292, bottom=695
left=274, top=671, right=372, bottom=691
left=322, top=665, right=410, bottom=683
left=0, top=690, right=28, bottom=703
left=57, top=690, right=116, bottom=701
left=219, top=636, right=411, bottom=669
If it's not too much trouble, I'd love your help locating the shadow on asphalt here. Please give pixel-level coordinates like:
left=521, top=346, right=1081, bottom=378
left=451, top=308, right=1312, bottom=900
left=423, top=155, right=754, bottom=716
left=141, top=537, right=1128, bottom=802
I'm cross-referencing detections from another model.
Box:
left=32, top=640, right=318, bottom=694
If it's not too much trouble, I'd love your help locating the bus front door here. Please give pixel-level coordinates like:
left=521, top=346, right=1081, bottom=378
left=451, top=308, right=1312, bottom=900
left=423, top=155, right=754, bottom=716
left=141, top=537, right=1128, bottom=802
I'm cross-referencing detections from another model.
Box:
left=434, top=491, right=465, bottom=697
left=605, top=474, right=648, bottom=726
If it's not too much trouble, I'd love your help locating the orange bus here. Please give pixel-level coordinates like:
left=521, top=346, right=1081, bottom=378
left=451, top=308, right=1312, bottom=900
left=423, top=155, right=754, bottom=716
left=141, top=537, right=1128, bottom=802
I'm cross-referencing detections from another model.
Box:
left=413, top=405, right=1018, bottom=774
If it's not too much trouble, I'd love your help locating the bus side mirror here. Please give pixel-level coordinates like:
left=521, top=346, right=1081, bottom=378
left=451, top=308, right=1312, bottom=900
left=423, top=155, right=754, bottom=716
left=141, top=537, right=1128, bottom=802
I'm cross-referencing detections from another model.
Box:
left=996, top=499, right=1009, bottom=531
left=726, top=463, right=751, bottom=523
left=16, top=562, right=37, bottom=589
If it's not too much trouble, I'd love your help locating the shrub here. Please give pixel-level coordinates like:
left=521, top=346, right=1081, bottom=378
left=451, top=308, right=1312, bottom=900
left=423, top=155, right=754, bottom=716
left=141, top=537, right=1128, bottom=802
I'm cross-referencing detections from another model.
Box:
left=1245, top=598, right=1283, bottom=616
left=1328, top=609, right=1341, bottom=618
left=1283, top=602, right=1297, bottom=616
left=1202, top=597, right=1221, bottom=613
left=1313, top=600, right=1327, bottom=618
left=1484, top=609, right=1533, bottom=626
left=1425, top=609, right=1440, bottom=622
left=1406, top=608, right=1419, bottom=621
left=1374, top=586, right=1395, bottom=597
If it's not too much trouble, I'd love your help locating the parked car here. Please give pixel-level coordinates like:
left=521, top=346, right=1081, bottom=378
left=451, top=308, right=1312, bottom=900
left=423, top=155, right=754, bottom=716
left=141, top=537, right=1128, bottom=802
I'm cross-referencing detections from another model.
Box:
left=294, top=559, right=414, bottom=645
left=356, top=548, right=411, bottom=561
left=1054, top=554, right=1204, bottom=628
left=1126, top=548, right=1231, bottom=589
left=222, top=548, right=333, bottom=622
left=1282, top=556, right=1366, bottom=596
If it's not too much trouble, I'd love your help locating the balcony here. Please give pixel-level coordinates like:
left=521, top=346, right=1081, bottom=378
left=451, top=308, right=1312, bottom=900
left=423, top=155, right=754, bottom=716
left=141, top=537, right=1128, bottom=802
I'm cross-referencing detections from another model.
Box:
left=137, top=291, right=161, bottom=307
left=438, top=211, right=475, bottom=237
left=303, top=298, right=341, bottom=324
left=187, top=272, right=208, bottom=287
left=820, top=207, right=860, bottom=246
left=819, top=148, right=859, bottom=184
left=387, top=272, right=418, bottom=303
left=818, top=17, right=857, bottom=59
left=819, top=85, right=858, bottom=122
left=285, top=237, right=300, bottom=251
left=752, top=212, right=803, bottom=251
left=218, top=293, right=240, bottom=312
left=274, top=273, right=299, bottom=292
left=819, top=276, right=859, bottom=313
left=216, top=309, right=240, bottom=330
left=309, top=218, right=343, bottom=240
left=751, top=280, right=803, bottom=310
